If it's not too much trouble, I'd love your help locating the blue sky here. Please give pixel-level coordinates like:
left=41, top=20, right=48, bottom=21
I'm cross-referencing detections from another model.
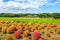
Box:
left=0, top=0, right=60, bottom=13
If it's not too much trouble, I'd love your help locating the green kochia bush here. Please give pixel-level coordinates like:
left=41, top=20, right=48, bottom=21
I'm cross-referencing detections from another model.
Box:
left=5, top=34, right=14, bottom=40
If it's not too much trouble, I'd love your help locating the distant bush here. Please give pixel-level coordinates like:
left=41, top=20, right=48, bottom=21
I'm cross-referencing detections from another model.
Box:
left=52, top=13, right=60, bottom=19
left=0, top=13, right=60, bottom=19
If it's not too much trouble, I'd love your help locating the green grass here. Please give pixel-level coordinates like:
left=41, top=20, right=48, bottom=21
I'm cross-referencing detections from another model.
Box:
left=0, top=17, right=60, bottom=24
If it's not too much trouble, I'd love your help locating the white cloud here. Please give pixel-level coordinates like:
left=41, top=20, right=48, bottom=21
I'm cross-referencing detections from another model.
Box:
left=0, top=0, right=60, bottom=11
left=0, top=0, right=4, bottom=7
left=0, top=0, right=48, bottom=10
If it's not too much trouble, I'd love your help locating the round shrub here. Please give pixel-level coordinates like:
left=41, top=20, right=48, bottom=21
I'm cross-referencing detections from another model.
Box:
left=1, top=27, right=7, bottom=33
left=22, top=30, right=29, bottom=38
left=13, top=29, right=22, bottom=39
left=31, top=30, right=41, bottom=40
left=22, top=37, right=30, bottom=40
left=7, top=26, right=16, bottom=33
left=56, top=29, right=60, bottom=34
left=5, top=34, right=14, bottom=40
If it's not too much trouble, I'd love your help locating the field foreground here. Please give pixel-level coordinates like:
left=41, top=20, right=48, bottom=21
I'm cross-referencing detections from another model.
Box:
left=0, top=17, right=60, bottom=40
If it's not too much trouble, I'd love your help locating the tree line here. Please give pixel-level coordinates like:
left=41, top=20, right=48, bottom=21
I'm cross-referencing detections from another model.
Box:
left=0, top=13, right=60, bottom=19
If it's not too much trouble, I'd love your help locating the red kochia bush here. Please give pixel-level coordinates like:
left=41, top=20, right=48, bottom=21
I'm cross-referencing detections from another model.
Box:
left=13, top=29, right=22, bottom=39
left=32, top=30, right=41, bottom=40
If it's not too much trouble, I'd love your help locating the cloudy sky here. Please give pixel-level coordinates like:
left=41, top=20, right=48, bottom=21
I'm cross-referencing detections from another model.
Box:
left=0, top=0, right=60, bottom=13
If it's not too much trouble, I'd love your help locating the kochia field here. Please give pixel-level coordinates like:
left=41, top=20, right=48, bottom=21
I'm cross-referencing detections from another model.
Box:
left=0, top=17, right=60, bottom=40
